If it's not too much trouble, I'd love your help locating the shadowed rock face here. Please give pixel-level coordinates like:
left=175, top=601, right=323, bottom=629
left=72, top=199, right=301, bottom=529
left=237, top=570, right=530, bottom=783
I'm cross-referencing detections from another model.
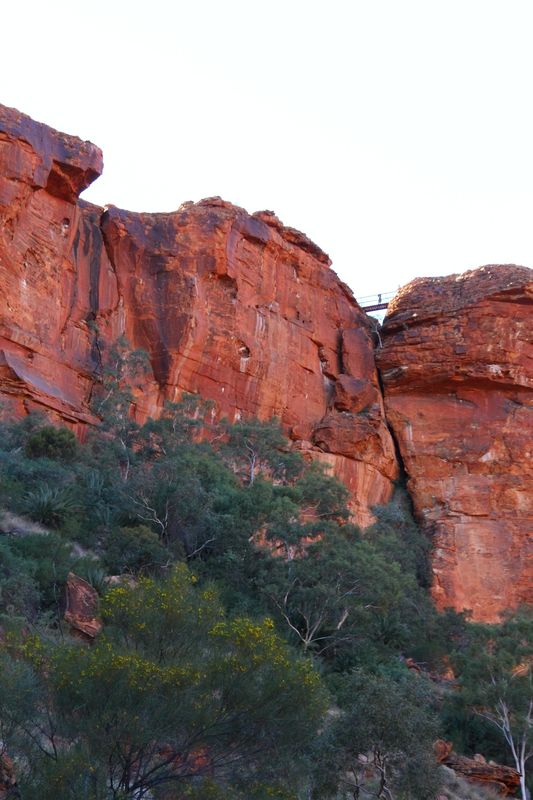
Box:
left=379, top=266, right=533, bottom=621
left=0, top=103, right=397, bottom=528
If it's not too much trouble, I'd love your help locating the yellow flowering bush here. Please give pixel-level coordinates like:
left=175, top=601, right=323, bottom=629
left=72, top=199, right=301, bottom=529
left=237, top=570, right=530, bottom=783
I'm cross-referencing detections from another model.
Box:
left=3, top=564, right=327, bottom=799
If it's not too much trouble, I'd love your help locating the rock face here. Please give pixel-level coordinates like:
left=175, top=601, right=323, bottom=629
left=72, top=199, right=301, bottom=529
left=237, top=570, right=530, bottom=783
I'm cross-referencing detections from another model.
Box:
left=64, top=572, right=102, bottom=640
left=434, top=740, right=520, bottom=796
left=0, top=103, right=397, bottom=527
left=379, top=266, right=533, bottom=621
left=0, top=104, right=110, bottom=425
left=2, top=103, right=531, bottom=620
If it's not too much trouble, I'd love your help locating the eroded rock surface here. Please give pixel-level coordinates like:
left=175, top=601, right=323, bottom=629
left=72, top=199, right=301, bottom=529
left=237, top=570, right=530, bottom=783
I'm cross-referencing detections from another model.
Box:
left=379, top=266, right=533, bottom=621
left=0, top=104, right=397, bottom=527
left=64, top=572, right=102, bottom=640
left=0, top=104, right=115, bottom=425
left=434, top=740, right=521, bottom=796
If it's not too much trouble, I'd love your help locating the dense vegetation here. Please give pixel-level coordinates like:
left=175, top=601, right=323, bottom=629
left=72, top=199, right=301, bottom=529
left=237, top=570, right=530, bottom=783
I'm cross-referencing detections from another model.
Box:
left=0, top=350, right=530, bottom=798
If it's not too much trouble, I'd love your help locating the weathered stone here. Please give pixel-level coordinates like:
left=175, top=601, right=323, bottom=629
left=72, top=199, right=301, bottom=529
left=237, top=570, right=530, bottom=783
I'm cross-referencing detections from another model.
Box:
left=332, top=375, right=377, bottom=413
left=0, top=105, right=114, bottom=427
left=0, top=104, right=102, bottom=203
left=434, top=740, right=521, bottom=796
left=379, top=265, right=533, bottom=621
left=64, top=572, right=102, bottom=640
left=312, top=408, right=396, bottom=474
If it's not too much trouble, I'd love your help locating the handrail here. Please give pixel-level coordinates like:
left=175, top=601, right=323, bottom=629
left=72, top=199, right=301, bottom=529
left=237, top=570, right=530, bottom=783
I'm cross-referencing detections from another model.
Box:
left=355, top=291, right=396, bottom=311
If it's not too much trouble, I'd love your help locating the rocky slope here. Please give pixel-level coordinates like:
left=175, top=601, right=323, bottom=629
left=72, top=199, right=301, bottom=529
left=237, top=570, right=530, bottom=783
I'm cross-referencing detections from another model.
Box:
left=0, top=103, right=397, bottom=528
left=378, top=267, right=533, bottom=621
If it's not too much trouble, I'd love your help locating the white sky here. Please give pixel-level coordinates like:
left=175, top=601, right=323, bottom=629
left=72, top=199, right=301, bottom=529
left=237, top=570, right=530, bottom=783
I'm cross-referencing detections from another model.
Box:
left=3, top=0, right=533, bottom=297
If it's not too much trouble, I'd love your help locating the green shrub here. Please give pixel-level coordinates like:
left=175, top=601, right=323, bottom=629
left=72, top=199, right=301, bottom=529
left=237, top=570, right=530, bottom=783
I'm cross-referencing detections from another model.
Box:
left=24, top=425, right=78, bottom=461
left=9, top=532, right=73, bottom=610
left=0, top=539, right=41, bottom=621
left=2, top=566, right=327, bottom=799
left=102, top=525, right=170, bottom=574
left=22, top=485, right=78, bottom=528
left=70, top=558, right=108, bottom=595
left=313, top=669, right=441, bottom=799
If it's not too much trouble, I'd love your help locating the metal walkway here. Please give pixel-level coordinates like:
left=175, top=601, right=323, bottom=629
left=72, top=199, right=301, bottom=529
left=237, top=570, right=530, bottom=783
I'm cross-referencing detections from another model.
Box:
left=355, top=291, right=396, bottom=312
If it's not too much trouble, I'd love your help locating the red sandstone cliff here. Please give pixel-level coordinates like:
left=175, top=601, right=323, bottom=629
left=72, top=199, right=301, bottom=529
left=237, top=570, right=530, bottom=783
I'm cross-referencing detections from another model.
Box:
left=2, top=104, right=531, bottom=620
left=0, top=104, right=397, bottom=527
left=378, top=266, right=533, bottom=621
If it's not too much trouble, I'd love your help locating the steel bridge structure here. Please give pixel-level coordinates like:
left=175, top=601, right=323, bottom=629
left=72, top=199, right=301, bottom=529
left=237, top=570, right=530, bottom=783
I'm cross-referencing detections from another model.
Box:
left=355, top=291, right=397, bottom=312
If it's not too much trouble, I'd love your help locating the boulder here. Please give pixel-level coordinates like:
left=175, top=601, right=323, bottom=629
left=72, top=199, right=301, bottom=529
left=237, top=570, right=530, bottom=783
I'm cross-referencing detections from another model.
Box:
left=64, top=572, right=102, bottom=640
left=434, top=740, right=520, bottom=796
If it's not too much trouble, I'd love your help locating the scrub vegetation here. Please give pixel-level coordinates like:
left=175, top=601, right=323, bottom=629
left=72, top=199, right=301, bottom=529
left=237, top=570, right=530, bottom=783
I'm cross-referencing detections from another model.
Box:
left=0, top=347, right=530, bottom=798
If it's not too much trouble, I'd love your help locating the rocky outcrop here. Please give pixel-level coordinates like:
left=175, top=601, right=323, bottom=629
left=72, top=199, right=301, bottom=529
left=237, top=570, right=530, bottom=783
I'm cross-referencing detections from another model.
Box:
left=0, top=754, right=16, bottom=800
left=0, top=104, right=397, bottom=527
left=64, top=572, right=102, bottom=640
left=434, top=740, right=521, bottom=796
left=0, top=104, right=112, bottom=425
left=379, top=266, right=533, bottom=621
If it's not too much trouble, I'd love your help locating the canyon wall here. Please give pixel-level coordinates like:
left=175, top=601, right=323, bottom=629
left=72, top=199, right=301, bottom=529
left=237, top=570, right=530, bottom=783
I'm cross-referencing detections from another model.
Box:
left=0, top=103, right=397, bottom=528
left=378, top=267, right=533, bottom=621
left=1, top=104, right=531, bottom=620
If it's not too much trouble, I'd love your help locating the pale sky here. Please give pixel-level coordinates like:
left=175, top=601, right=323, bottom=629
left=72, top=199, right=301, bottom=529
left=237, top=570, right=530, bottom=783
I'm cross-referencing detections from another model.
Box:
left=3, top=0, right=533, bottom=298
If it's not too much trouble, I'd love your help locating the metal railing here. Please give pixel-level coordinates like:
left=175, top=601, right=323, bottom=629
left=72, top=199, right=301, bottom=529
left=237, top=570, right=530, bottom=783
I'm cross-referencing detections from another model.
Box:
left=355, top=291, right=397, bottom=312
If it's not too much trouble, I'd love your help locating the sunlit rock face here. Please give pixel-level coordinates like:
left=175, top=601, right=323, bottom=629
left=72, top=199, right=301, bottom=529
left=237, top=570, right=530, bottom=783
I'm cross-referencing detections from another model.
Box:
left=0, top=103, right=397, bottom=527
left=3, top=103, right=530, bottom=619
left=378, top=265, right=533, bottom=621
left=0, top=104, right=111, bottom=424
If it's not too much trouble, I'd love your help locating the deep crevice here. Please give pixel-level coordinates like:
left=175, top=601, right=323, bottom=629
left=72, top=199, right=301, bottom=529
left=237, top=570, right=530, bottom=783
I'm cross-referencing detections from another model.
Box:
left=372, top=326, right=410, bottom=492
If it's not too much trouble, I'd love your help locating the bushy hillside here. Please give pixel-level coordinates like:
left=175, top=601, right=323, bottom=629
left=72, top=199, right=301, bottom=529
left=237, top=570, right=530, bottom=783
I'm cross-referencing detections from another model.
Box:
left=0, top=390, right=530, bottom=799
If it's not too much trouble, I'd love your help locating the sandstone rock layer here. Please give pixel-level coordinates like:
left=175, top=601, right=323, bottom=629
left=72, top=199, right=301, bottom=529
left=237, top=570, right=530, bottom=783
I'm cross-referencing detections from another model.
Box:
left=0, top=104, right=397, bottom=527
left=379, top=266, right=533, bottom=621
left=434, top=740, right=520, bottom=796
left=64, top=572, right=102, bottom=640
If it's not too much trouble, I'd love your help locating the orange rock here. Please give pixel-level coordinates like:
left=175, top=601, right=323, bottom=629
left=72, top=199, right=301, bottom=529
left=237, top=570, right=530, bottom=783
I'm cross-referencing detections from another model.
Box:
left=379, top=265, right=533, bottom=622
left=0, top=104, right=113, bottom=427
left=434, top=739, right=454, bottom=763
left=0, top=104, right=398, bottom=527
left=64, top=572, right=102, bottom=640
left=434, top=740, right=521, bottom=796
